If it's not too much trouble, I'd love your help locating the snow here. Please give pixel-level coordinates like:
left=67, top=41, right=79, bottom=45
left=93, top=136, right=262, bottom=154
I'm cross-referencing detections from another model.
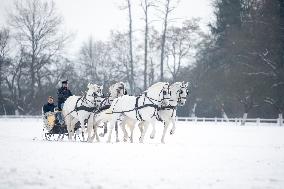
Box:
left=0, top=118, right=284, bottom=189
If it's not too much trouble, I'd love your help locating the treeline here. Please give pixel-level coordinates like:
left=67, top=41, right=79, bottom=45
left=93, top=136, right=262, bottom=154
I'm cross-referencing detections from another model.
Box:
left=0, top=0, right=283, bottom=119
left=178, top=0, right=284, bottom=120
left=0, top=0, right=202, bottom=115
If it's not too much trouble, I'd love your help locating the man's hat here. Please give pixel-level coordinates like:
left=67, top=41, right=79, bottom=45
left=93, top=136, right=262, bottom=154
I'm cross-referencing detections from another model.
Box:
left=62, top=80, right=68, bottom=84
left=48, top=96, right=54, bottom=99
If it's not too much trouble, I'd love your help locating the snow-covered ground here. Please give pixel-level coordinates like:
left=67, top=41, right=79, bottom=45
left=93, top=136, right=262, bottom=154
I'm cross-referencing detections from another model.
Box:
left=0, top=118, right=284, bottom=189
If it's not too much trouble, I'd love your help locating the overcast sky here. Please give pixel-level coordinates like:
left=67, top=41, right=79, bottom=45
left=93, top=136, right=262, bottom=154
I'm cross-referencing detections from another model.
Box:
left=0, top=0, right=214, bottom=56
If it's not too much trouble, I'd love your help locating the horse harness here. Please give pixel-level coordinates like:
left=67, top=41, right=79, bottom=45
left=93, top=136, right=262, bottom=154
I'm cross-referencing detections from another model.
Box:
left=155, top=84, right=188, bottom=122
left=109, top=85, right=171, bottom=122
left=156, top=105, right=177, bottom=122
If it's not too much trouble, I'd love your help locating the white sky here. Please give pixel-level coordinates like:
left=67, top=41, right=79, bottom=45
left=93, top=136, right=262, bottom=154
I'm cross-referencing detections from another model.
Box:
left=0, top=0, right=214, bottom=56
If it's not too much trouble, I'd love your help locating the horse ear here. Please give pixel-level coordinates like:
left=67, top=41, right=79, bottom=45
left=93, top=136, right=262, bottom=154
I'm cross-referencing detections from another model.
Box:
left=87, top=83, right=91, bottom=89
left=185, top=82, right=189, bottom=87
left=101, top=85, right=104, bottom=90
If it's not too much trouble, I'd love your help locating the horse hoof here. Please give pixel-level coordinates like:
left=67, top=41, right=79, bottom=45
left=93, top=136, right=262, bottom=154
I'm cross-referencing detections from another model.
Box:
left=150, top=135, right=155, bottom=139
left=170, top=130, right=174, bottom=135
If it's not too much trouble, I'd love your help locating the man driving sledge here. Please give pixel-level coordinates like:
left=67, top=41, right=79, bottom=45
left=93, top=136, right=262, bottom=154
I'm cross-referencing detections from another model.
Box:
left=57, top=80, right=72, bottom=111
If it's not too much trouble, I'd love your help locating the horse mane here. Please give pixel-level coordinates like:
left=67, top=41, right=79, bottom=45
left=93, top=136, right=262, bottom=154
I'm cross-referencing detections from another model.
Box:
left=145, top=82, right=167, bottom=93
left=109, top=82, right=124, bottom=94
left=87, top=83, right=101, bottom=92
left=170, top=82, right=183, bottom=91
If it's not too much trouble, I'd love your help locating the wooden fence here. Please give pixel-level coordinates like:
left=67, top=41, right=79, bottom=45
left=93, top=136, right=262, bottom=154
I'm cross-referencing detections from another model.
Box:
left=0, top=115, right=283, bottom=126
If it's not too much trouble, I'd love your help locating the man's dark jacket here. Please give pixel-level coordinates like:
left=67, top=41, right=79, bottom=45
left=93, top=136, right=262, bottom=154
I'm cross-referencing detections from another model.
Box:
left=57, top=87, right=72, bottom=110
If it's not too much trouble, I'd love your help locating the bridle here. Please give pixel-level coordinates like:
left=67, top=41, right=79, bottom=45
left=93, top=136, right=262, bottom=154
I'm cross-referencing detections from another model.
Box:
left=84, top=90, right=103, bottom=107
left=177, top=84, right=189, bottom=104
left=116, top=85, right=127, bottom=96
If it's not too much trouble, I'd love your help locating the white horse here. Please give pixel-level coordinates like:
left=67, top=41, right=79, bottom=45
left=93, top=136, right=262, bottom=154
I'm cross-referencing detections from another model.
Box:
left=122, top=81, right=189, bottom=143
left=86, top=82, right=127, bottom=142
left=62, top=83, right=103, bottom=141
left=95, top=82, right=171, bottom=143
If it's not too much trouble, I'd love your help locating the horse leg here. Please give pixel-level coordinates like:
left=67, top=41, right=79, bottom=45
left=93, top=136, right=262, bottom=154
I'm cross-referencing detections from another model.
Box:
left=89, top=120, right=98, bottom=142
left=107, top=120, right=116, bottom=143
left=170, top=118, right=176, bottom=135
left=130, top=124, right=135, bottom=143
left=93, top=122, right=100, bottom=142
left=115, top=121, right=119, bottom=142
left=100, top=122, right=107, bottom=137
left=87, top=115, right=93, bottom=142
left=71, top=118, right=78, bottom=141
left=78, top=118, right=86, bottom=141
left=125, top=118, right=136, bottom=143
left=150, top=121, right=156, bottom=139
left=119, top=120, right=129, bottom=142
left=161, top=121, right=170, bottom=144
left=139, top=122, right=149, bottom=143
left=138, top=121, right=143, bottom=134
left=66, top=115, right=74, bottom=141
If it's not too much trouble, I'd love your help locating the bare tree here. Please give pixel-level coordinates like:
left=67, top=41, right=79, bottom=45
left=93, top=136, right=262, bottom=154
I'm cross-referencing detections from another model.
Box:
left=122, top=0, right=135, bottom=94
left=0, top=28, right=10, bottom=114
left=9, top=0, right=68, bottom=112
left=110, top=31, right=132, bottom=86
left=157, top=0, right=179, bottom=81
left=140, top=0, right=155, bottom=90
left=165, top=19, right=201, bottom=82
left=79, top=37, right=99, bottom=82
left=4, top=48, right=28, bottom=115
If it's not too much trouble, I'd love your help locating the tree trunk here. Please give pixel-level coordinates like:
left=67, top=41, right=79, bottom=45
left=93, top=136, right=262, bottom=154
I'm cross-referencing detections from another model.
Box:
left=143, top=1, right=149, bottom=90
left=127, top=0, right=134, bottom=94
left=148, top=58, right=154, bottom=86
left=160, top=0, right=170, bottom=81
left=241, top=113, right=248, bottom=126
left=191, top=103, right=197, bottom=117
left=279, top=113, right=283, bottom=126
left=0, top=57, right=2, bottom=114
left=280, top=0, right=284, bottom=65
left=222, top=111, right=229, bottom=122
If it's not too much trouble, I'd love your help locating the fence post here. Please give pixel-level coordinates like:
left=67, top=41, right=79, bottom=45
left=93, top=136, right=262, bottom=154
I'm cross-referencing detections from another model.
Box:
left=256, top=118, right=260, bottom=126
left=279, top=114, right=283, bottom=126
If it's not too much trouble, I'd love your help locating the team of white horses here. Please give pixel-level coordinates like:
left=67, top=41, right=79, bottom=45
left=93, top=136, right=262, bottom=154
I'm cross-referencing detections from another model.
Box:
left=62, top=81, right=189, bottom=143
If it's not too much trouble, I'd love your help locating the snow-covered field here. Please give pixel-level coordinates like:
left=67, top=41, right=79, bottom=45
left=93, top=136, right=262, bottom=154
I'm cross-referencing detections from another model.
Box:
left=0, top=118, right=284, bottom=189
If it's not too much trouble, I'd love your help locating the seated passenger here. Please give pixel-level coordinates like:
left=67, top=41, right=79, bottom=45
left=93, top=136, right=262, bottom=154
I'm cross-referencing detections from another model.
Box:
left=43, top=96, right=64, bottom=126
left=43, top=96, right=56, bottom=114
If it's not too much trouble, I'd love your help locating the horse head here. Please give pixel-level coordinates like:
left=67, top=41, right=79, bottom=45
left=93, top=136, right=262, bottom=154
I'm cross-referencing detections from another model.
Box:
left=146, top=82, right=171, bottom=106
left=170, top=81, right=189, bottom=106
left=109, top=82, right=127, bottom=98
left=87, top=83, right=103, bottom=100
